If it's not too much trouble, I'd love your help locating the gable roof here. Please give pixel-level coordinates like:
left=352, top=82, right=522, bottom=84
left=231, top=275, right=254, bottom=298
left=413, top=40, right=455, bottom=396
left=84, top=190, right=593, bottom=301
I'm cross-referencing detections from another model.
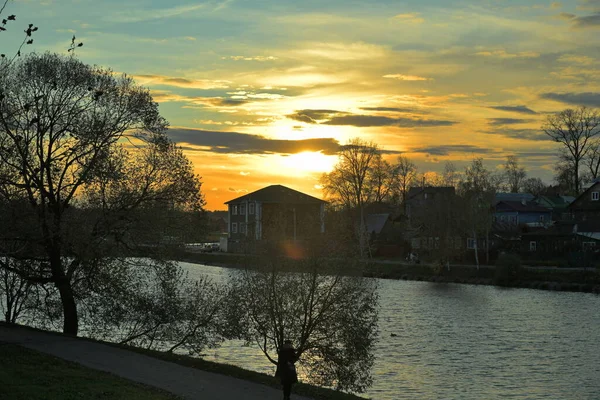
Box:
left=568, top=181, right=600, bottom=210
left=225, top=184, right=326, bottom=205
left=365, top=213, right=390, bottom=234
left=496, top=201, right=551, bottom=213
left=535, top=195, right=574, bottom=208
left=494, top=192, right=534, bottom=204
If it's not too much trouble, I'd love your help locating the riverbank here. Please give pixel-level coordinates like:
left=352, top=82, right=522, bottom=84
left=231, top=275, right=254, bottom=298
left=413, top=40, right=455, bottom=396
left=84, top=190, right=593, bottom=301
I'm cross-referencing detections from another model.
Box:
left=176, top=251, right=600, bottom=294
left=0, top=323, right=364, bottom=400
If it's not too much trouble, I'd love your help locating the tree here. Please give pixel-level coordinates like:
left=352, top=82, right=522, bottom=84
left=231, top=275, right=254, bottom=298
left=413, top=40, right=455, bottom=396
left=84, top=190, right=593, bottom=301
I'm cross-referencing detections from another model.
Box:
left=543, top=106, right=600, bottom=194
left=0, top=53, right=204, bottom=335
left=320, top=138, right=380, bottom=256
left=365, top=155, right=396, bottom=203
left=503, top=155, right=526, bottom=193
left=458, top=158, right=496, bottom=267
left=0, top=0, right=38, bottom=70
left=226, top=257, right=378, bottom=393
left=441, top=161, right=459, bottom=188
left=394, top=155, right=417, bottom=212
left=521, top=177, right=546, bottom=196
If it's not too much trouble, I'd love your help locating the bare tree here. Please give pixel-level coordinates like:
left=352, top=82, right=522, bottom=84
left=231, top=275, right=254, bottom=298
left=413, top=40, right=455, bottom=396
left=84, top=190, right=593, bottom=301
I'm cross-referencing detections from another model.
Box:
left=543, top=106, right=600, bottom=194
left=458, top=158, right=496, bottom=267
left=521, top=177, right=546, bottom=196
left=394, top=155, right=417, bottom=212
left=320, top=138, right=380, bottom=256
left=441, top=161, right=459, bottom=188
left=366, top=155, right=396, bottom=203
left=226, top=257, right=378, bottom=393
left=0, top=53, right=204, bottom=335
left=503, top=155, right=527, bottom=193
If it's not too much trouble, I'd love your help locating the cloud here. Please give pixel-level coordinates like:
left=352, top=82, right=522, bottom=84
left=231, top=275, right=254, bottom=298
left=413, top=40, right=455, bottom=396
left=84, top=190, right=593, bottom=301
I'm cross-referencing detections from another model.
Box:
left=487, top=118, right=534, bottom=125
left=572, top=13, right=600, bottom=28
left=557, top=54, right=596, bottom=65
left=474, top=49, right=540, bottom=58
left=383, top=74, right=431, bottom=81
left=222, top=55, right=278, bottom=61
left=133, top=74, right=231, bottom=89
left=360, top=107, right=427, bottom=113
left=287, top=109, right=454, bottom=127
left=110, top=3, right=206, bottom=23
left=167, top=128, right=342, bottom=155
left=322, top=115, right=455, bottom=128
left=539, top=92, right=600, bottom=107
left=411, top=145, right=493, bottom=156
left=481, top=128, right=552, bottom=141
left=393, top=13, right=424, bottom=24
left=487, top=105, right=538, bottom=114
left=287, top=109, right=344, bottom=123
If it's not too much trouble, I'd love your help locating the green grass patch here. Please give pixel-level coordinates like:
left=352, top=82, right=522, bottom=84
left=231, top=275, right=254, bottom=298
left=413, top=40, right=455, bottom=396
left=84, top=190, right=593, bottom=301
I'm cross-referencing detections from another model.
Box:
left=0, top=343, right=181, bottom=400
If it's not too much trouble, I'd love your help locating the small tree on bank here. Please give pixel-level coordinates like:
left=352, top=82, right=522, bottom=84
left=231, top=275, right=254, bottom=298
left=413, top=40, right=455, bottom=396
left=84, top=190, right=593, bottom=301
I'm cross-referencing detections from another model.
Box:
left=226, top=257, right=378, bottom=393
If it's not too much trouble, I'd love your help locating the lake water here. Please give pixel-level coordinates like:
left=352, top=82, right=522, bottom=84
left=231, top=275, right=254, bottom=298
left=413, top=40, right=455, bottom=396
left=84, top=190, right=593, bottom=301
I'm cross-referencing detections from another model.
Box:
left=181, top=262, right=600, bottom=400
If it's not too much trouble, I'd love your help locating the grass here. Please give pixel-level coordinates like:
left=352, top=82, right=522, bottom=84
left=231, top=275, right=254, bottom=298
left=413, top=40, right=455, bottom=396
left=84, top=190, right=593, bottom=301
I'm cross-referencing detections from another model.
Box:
left=0, top=323, right=366, bottom=400
left=115, top=344, right=367, bottom=400
left=0, top=343, right=181, bottom=400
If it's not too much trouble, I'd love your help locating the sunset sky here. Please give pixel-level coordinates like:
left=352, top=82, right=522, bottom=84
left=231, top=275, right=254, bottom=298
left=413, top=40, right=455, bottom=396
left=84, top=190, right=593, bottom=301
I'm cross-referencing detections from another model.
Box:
left=5, top=0, right=600, bottom=209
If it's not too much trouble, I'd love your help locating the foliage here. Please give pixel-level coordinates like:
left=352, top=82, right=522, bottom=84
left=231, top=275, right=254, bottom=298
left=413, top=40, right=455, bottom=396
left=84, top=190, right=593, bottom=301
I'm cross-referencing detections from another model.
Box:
left=0, top=260, right=33, bottom=322
left=77, top=259, right=225, bottom=355
left=0, top=53, right=204, bottom=335
left=494, top=252, right=523, bottom=286
left=225, top=257, right=379, bottom=393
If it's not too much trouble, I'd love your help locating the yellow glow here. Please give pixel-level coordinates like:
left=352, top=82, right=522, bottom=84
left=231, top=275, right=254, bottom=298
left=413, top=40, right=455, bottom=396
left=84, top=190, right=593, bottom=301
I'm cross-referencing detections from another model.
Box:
left=278, top=151, right=338, bottom=175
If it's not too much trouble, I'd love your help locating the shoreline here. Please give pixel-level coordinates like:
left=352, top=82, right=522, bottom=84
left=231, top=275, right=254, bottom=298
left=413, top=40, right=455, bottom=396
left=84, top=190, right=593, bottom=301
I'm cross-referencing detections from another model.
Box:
left=175, top=251, right=600, bottom=294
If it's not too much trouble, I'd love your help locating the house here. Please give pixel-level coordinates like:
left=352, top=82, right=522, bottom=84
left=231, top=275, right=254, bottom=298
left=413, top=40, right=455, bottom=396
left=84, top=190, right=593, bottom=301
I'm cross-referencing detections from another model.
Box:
left=533, top=195, right=575, bottom=221
left=224, top=185, right=326, bottom=252
left=494, top=200, right=552, bottom=228
left=404, top=186, right=463, bottom=256
left=566, top=181, right=600, bottom=221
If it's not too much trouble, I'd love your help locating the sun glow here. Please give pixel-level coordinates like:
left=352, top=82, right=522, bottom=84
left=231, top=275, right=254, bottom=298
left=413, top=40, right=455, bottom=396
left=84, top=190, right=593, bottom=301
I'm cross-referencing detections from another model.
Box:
left=278, top=151, right=338, bottom=175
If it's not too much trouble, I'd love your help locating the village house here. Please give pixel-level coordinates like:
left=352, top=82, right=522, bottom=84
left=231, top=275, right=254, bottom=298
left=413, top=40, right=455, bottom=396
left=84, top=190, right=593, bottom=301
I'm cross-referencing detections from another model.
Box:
left=224, top=184, right=326, bottom=252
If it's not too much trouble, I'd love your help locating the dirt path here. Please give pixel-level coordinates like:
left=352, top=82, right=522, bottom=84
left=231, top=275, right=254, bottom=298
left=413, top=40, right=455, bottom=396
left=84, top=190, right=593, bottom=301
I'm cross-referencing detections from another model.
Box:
left=0, top=325, right=313, bottom=400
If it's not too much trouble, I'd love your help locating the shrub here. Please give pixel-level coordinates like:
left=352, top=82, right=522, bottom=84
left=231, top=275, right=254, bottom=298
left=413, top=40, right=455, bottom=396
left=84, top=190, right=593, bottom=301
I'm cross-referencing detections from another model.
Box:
left=494, top=253, right=523, bottom=287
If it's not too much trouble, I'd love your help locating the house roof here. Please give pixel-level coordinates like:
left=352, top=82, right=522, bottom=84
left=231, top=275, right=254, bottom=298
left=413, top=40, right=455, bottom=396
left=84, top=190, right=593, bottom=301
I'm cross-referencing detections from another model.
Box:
left=568, top=181, right=600, bottom=210
left=225, top=184, right=326, bottom=205
left=494, top=192, right=534, bottom=204
left=407, top=186, right=455, bottom=200
left=496, top=201, right=551, bottom=213
left=365, top=213, right=390, bottom=234
left=535, top=195, right=574, bottom=208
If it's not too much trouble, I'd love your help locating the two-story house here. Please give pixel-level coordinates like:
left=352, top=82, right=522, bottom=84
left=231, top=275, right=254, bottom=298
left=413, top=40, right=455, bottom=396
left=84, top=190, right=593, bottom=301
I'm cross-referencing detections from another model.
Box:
left=494, top=200, right=552, bottom=228
left=225, top=185, right=326, bottom=252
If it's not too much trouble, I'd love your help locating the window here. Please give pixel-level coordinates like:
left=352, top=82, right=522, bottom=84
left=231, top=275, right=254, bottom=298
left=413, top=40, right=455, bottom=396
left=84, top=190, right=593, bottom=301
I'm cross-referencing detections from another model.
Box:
left=231, top=222, right=238, bottom=233
left=249, top=203, right=255, bottom=215
left=240, top=204, right=246, bottom=215
left=467, top=238, right=476, bottom=249
left=539, top=215, right=545, bottom=222
left=240, top=223, right=246, bottom=234
left=529, top=241, right=537, bottom=251
left=592, top=192, right=599, bottom=201
left=500, top=215, right=506, bottom=222
left=232, top=205, right=238, bottom=215
left=583, top=242, right=596, bottom=250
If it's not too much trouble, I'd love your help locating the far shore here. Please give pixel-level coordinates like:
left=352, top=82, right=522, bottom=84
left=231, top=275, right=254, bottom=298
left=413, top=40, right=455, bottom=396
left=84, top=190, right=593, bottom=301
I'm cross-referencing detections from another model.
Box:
left=174, top=251, right=600, bottom=294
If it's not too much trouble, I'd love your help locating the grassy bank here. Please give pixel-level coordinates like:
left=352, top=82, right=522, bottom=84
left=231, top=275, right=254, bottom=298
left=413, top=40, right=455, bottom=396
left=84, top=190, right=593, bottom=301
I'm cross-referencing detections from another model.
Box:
left=177, top=251, right=600, bottom=293
left=0, top=343, right=180, bottom=400
left=0, top=323, right=366, bottom=400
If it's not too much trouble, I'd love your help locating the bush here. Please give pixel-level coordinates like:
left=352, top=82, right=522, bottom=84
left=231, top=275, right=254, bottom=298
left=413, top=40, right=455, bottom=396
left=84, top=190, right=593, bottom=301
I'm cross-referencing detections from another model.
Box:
left=494, top=253, right=523, bottom=287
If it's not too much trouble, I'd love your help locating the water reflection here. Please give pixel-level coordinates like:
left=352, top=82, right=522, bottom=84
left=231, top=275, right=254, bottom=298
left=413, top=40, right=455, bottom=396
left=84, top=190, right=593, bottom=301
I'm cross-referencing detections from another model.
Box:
left=181, top=263, right=600, bottom=400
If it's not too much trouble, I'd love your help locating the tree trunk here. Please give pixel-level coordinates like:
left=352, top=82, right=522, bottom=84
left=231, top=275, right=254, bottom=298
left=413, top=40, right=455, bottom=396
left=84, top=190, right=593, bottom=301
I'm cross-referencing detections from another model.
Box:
left=473, top=228, right=479, bottom=270
left=57, top=279, right=79, bottom=336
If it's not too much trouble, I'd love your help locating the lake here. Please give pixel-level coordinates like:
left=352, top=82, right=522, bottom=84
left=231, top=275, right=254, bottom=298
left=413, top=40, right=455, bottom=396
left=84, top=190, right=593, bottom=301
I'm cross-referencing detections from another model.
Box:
left=181, top=262, right=600, bottom=400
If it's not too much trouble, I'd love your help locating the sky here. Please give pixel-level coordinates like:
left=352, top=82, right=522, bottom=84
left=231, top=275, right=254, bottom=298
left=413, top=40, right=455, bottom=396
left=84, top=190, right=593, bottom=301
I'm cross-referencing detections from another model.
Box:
left=3, top=0, right=600, bottom=209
